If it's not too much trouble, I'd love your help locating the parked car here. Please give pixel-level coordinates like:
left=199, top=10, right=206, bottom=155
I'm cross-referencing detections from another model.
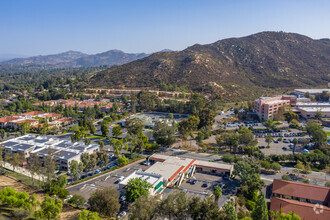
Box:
left=143, top=160, right=151, bottom=166
left=191, top=179, right=197, bottom=184
left=202, top=182, right=209, bottom=187
left=303, top=149, right=310, bottom=153
left=117, top=211, right=127, bottom=219
left=223, top=175, right=229, bottom=180
left=282, top=147, right=287, bottom=150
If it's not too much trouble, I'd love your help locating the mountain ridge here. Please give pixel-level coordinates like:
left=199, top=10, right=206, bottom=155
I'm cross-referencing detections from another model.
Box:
left=1, top=49, right=150, bottom=67
left=89, top=31, right=330, bottom=100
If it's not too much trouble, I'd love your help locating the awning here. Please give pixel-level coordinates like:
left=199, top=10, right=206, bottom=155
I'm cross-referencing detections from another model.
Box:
left=156, top=187, right=163, bottom=194
left=155, top=181, right=164, bottom=190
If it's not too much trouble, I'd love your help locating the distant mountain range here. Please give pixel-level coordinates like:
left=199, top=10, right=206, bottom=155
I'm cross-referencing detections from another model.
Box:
left=89, top=31, right=330, bottom=100
left=0, top=49, right=173, bottom=67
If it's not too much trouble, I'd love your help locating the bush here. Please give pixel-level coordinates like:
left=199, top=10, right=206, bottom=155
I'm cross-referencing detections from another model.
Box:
left=222, top=153, right=235, bottom=163
left=302, top=179, right=310, bottom=184
left=237, top=194, right=246, bottom=207
left=270, top=162, right=281, bottom=171
left=281, top=175, right=291, bottom=181
left=278, top=137, right=283, bottom=141
left=246, top=200, right=256, bottom=211
left=325, top=181, right=330, bottom=187
left=237, top=210, right=247, bottom=219
left=260, top=161, right=271, bottom=169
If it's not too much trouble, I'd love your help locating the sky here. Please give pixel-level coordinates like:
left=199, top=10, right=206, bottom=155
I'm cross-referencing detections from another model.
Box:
left=1, top=0, right=330, bottom=56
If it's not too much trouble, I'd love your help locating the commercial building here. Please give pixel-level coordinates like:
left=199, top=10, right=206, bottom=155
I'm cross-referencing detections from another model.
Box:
left=294, top=89, right=330, bottom=98
left=119, top=153, right=234, bottom=195
left=119, top=171, right=164, bottom=195
left=254, top=95, right=297, bottom=120
left=270, top=179, right=330, bottom=220
left=1, top=134, right=99, bottom=170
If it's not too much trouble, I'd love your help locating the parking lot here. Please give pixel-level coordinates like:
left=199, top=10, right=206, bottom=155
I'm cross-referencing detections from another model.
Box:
left=67, top=160, right=147, bottom=200
left=163, top=172, right=239, bottom=207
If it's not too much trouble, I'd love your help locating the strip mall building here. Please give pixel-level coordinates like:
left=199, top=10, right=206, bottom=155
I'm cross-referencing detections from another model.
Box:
left=119, top=153, right=233, bottom=195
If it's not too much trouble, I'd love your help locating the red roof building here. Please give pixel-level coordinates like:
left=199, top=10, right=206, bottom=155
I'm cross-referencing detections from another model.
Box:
left=270, top=179, right=330, bottom=220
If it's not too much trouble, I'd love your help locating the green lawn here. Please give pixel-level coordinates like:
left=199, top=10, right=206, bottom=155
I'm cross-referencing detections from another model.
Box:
left=87, top=135, right=107, bottom=140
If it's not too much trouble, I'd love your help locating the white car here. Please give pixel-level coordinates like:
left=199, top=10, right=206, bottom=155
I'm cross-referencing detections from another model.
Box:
left=117, top=211, right=127, bottom=219
left=64, top=194, right=73, bottom=201
left=303, top=149, right=310, bottom=153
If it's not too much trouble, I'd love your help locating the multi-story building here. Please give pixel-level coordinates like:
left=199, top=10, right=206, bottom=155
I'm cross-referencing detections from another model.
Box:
left=270, top=179, right=330, bottom=220
left=1, top=134, right=99, bottom=170
left=0, top=111, right=74, bottom=130
left=254, top=95, right=297, bottom=120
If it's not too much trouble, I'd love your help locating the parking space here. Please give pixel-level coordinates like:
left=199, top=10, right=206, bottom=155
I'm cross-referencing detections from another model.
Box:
left=163, top=172, right=239, bottom=207
left=67, top=161, right=148, bottom=200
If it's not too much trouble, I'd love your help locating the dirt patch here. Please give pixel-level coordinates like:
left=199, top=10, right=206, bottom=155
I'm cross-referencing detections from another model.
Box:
left=0, top=175, right=44, bottom=201
left=60, top=204, right=81, bottom=220
left=0, top=175, right=81, bottom=220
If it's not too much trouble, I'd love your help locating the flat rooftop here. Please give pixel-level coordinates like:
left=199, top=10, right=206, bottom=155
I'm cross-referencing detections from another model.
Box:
left=298, top=107, right=330, bottom=113
left=194, top=160, right=233, bottom=171
left=296, top=102, right=330, bottom=106
left=294, top=89, right=330, bottom=93
left=146, top=162, right=184, bottom=181
left=120, top=171, right=162, bottom=186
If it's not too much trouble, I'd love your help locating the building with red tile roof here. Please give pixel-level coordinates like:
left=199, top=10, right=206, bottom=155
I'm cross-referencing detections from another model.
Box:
left=272, top=179, right=330, bottom=206
left=270, top=179, right=330, bottom=220
left=270, top=197, right=330, bottom=220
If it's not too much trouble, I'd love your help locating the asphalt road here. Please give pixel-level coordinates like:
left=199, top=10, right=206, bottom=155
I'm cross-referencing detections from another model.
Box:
left=67, top=160, right=147, bottom=200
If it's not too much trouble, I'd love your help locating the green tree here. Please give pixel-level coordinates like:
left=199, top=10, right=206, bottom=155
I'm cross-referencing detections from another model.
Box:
left=197, top=108, right=214, bottom=129
left=264, top=119, right=275, bottom=130
left=213, top=185, right=222, bottom=202
left=159, top=191, right=191, bottom=219
left=0, top=129, right=5, bottom=139
left=112, top=124, right=122, bottom=138
left=98, top=140, right=104, bottom=151
left=178, top=115, right=200, bottom=140
left=129, top=195, right=160, bottom=220
left=153, top=121, right=176, bottom=145
left=137, top=90, right=158, bottom=111
left=125, top=177, right=153, bottom=202
left=238, top=127, right=258, bottom=147
left=265, top=134, right=273, bottom=147
left=77, top=210, right=102, bottom=220
left=284, top=111, right=299, bottom=123
left=168, top=113, right=174, bottom=119
left=100, top=123, right=109, bottom=137
left=305, top=122, right=327, bottom=147
left=233, top=158, right=264, bottom=198
left=252, top=192, right=268, bottom=220
left=292, top=138, right=298, bottom=154
left=117, top=155, right=129, bottom=166
left=89, top=123, right=96, bottom=135
left=222, top=201, right=237, bottom=220
left=27, top=154, right=42, bottom=187
left=11, top=153, right=22, bottom=171
left=126, top=118, right=144, bottom=135
left=34, top=195, right=63, bottom=220
left=68, top=194, right=85, bottom=208
left=88, top=187, right=120, bottom=217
